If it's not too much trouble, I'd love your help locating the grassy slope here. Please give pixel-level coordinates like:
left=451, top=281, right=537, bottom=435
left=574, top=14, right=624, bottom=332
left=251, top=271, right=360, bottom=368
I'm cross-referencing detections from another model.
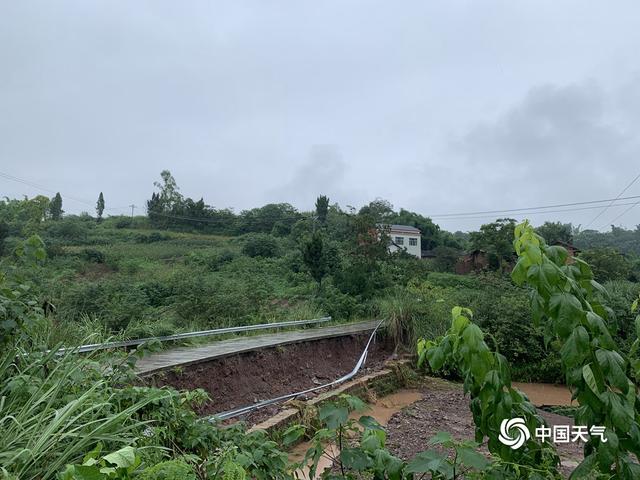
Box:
left=36, top=225, right=328, bottom=346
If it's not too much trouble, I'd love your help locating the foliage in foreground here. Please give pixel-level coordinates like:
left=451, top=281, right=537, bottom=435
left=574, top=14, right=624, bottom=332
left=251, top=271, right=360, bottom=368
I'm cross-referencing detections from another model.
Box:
left=418, top=307, right=561, bottom=479
left=419, top=221, right=640, bottom=479
left=512, top=221, right=640, bottom=477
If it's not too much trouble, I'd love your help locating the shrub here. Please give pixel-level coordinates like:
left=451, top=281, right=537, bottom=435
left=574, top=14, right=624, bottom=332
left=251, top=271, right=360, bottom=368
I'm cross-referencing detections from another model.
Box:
left=137, top=460, right=196, bottom=480
left=241, top=233, right=280, bottom=258
left=425, top=272, right=483, bottom=289
left=601, top=279, right=640, bottom=351
left=82, top=248, right=106, bottom=263
left=116, top=218, right=132, bottom=228
left=406, top=273, right=563, bottom=382
left=45, top=241, right=66, bottom=258
left=317, top=284, right=362, bottom=320
left=45, top=217, right=91, bottom=242
left=185, top=249, right=237, bottom=270
left=134, top=232, right=171, bottom=243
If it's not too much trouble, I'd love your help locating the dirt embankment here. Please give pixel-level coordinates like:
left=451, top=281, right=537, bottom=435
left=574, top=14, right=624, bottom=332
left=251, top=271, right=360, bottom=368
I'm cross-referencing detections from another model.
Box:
left=146, top=333, right=394, bottom=423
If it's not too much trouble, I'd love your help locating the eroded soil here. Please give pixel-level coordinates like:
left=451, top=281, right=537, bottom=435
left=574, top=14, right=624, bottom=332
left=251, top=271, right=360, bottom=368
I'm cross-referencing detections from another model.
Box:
left=146, top=333, right=393, bottom=424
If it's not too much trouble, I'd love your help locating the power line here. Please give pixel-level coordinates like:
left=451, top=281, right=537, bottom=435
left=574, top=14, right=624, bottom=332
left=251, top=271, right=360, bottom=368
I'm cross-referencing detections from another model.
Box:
left=2, top=169, right=640, bottom=226
left=427, top=195, right=640, bottom=218
left=584, top=172, right=640, bottom=228
left=431, top=201, right=640, bottom=221
left=0, top=171, right=129, bottom=212
left=602, top=200, right=640, bottom=228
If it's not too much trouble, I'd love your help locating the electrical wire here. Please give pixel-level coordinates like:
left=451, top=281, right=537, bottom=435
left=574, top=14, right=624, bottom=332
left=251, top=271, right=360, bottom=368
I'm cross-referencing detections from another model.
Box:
left=0, top=171, right=129, bottom=212
left=427, top=195, right=640, bottom=218
left=601, top=200, right=640, bottom=229
left=584, top=172, right=640, bottom=228
left=3, top=169, right=640, bottom=225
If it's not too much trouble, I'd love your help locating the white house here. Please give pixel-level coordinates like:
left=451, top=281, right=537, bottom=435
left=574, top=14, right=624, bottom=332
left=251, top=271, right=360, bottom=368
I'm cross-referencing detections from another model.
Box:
left=385, top=224, right=422, bottom=258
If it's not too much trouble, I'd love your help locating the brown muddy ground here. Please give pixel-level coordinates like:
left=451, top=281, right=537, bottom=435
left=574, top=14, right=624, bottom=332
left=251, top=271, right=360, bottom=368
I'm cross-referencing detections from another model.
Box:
left=385, top=378, right=583, bottom=477
left=146, top=333, right=394, bottom=424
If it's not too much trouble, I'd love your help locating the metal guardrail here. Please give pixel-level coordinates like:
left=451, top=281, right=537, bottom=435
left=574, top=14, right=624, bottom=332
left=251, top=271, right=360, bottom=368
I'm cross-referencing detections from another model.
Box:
left=211, top=319, right=385, bottom=420
left=57, top=316, right=332, bottom=354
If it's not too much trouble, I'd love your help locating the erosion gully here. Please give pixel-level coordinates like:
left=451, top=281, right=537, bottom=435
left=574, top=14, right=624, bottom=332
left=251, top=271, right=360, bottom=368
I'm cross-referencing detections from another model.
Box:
left=144, top=332, right=575, bottom=478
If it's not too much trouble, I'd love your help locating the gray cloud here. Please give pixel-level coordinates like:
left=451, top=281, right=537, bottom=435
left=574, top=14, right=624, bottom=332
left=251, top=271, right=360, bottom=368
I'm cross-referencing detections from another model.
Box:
left=268, top=145, right=352, bottom=210
left=1, top=1, right=640, bottom=230
left=441, top=81, right=640, bottom=230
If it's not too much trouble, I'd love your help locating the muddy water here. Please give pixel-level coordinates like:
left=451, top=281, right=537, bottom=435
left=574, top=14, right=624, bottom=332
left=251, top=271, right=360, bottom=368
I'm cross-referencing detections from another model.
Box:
left=513, top=382, right=574, bottom=407
left=289, top=389, right=423, bottom=480
left=287, top=384, right=571, bottom=479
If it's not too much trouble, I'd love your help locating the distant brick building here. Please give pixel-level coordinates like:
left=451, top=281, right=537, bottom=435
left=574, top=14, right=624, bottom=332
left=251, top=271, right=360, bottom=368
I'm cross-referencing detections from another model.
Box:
left=553, top=241, right=581, bottom=258
left=454, top=249, right=489, bottom=274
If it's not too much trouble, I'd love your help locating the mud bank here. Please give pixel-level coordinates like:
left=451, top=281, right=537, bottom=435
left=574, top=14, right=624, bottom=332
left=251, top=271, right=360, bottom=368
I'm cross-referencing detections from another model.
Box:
left=146, top=333, right=393, bottom=423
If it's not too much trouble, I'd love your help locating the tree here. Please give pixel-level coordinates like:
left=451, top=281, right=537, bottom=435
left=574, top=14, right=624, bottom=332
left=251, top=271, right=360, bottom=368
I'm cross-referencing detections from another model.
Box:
left=431, top=245, right=460, bottom=272
left=153, top=170, right=183, bottom=212
left=315, top=195, right=329, bottom=225
left=390, top=208, right=445, bottom=250
left=358, top=198, right=394, bottom=223
left=302, top=231, right=328, bottom=286
left=469, top=218, right=516, bottom=270
left=49, top=193, right=63, bottom=221
left=96, top=192, right=105, bottom=222
left=236, top=203, right=301, bottom=236
left=535, top=221, right=573, bottom=245
left=0, top=221, right=8, bottom=256
left=579, top=247, right=631, bottom=282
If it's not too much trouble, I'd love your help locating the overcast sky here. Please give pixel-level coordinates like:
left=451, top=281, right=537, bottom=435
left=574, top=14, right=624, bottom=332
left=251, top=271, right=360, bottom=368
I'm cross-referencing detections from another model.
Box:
left=2, top=1, right=640, bottom=231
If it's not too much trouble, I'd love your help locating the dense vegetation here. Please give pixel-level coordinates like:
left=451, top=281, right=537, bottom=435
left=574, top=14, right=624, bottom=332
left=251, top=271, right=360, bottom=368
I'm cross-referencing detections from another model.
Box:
left=1, top=172, right=640, bottom=382
left=3, top=174, right=640, bottom=477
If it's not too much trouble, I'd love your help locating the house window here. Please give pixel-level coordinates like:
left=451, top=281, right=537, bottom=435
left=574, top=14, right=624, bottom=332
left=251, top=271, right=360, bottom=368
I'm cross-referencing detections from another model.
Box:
left=395, top=236, right=404, bottom=245
left=409, top=238, right=417, bottom=246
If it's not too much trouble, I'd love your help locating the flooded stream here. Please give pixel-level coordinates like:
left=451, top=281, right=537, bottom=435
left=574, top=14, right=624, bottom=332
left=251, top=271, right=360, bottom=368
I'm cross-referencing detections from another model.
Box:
left=514, top=382, right=574, bottom=406
left=288, top=389, right=423, bottom=479
left=286, top=383, right=572, bottom=479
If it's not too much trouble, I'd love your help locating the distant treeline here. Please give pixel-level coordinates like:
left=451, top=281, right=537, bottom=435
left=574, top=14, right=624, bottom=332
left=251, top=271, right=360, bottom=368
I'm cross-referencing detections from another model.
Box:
left=2, top=170, right=640, bottom=283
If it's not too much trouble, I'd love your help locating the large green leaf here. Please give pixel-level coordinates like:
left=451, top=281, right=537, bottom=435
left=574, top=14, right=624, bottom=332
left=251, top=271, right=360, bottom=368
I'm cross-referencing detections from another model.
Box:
left=427, top=345, right=446, bottom=371
left=281, top=424, right=305, bottom=446
left=457, top=446, right=489, bottom=470
left=102, top=446, right=136, bottom=469
left=595, top=349, right=629, bottom=393
left=318, top=405, right=349, bottom=430
left=560, top=326, right=589, bottom=367
left=549, top=292, right=583, bottom=335
left=582, top=364, right=599, bottom=396
left=340, top=447, right=371, bottom=470
left=406, top=450, right=450, bottom=475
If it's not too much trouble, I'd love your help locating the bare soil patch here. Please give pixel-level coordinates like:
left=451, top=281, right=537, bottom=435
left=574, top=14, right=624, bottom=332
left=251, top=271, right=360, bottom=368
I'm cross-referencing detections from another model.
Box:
left=146, top=333, right=394, bottom=424
left=385, top=378, right=583, bottom=477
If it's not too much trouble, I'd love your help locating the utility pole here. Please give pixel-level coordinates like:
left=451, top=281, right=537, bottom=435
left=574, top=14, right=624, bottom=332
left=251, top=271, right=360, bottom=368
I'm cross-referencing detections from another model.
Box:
left=129, top=204, right=136, bottom=218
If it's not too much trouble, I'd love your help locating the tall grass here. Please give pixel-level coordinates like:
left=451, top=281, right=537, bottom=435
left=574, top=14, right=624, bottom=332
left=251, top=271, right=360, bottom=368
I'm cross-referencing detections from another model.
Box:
left=377, top=289, right=423, bottom=351
left=0, top=341, right=167, bottom=479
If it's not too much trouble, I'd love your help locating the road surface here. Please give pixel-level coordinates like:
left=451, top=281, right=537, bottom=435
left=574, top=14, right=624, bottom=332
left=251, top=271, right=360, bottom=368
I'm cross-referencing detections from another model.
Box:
left=135, top=319, right=380, bottom=375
